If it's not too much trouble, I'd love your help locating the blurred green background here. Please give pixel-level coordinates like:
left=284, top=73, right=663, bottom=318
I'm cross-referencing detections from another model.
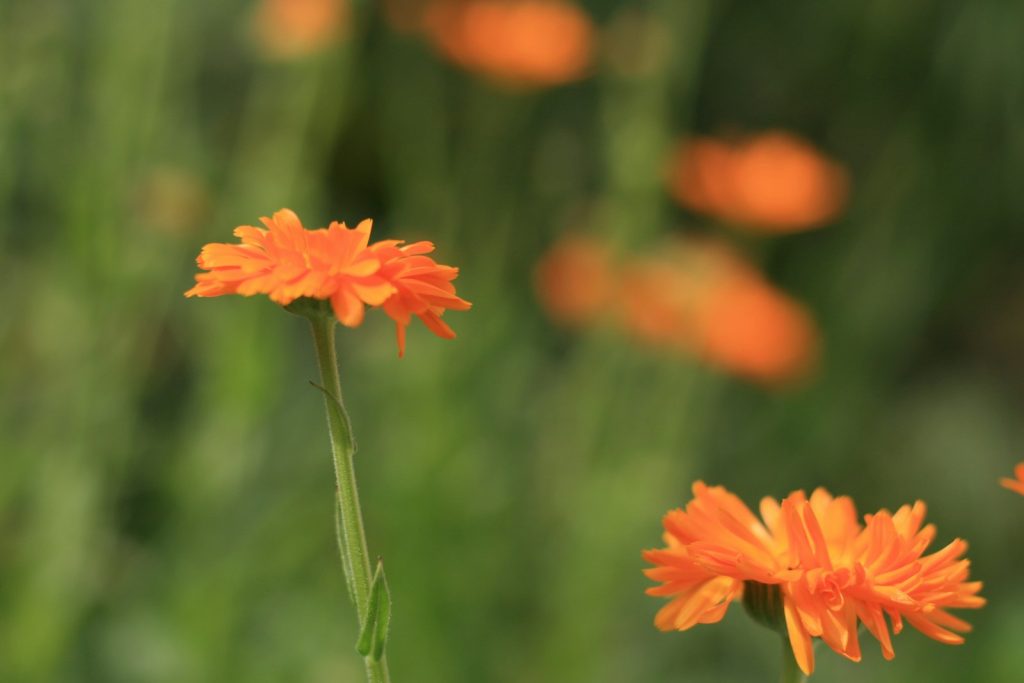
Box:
left=3, top=0, right=1024, bottom=681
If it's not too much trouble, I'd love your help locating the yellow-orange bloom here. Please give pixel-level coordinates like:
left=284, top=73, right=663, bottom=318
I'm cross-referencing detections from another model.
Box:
left=423, top=0, right=594, bottom=87
left=185, top=209, right=470, bottom=354
left=252, top=0, right=349, bottom=60
left=619, top=240, right=818, bottom=384
left=668, top=132, right=849, bottom=233
left=1000, top=462, right=1024, bottom=495
left=533, top=235, right=616, bottom=327
left=370, top=239, right=473, bottom=357
left=644, top=482, right=984, bottom=676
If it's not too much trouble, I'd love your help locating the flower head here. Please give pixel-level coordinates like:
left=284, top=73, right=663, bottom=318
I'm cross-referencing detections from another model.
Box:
left=370, top=239, right=472, bottom=357
left=668, top=132, right=849, bottom=233
left=533, top=235, right=616, bottom=327
left=185, top=209, right=470, bottom=354
left=1001, top=463, right=1024, bottom=495
left=423, top=0, right=594, bottom=87
left=644, top=482, right=984, bottom=676
left=619, top=240, right=818, bottom=384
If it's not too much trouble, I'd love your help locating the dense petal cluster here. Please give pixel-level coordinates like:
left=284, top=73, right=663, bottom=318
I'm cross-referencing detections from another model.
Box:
left=423, top=0, right=594, bottom=87
left=644, top=482, right=984, bottom=676
left=668, top=132, right=849, bottom=233
left=185, top=209, right=471, bottom=355
left=1000, top=463, right=1024, bottom=495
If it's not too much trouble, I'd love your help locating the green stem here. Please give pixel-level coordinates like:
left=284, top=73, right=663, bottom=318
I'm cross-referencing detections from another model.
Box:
left=308, top=315, right=392, bottom=683
left=780, top=637, right=806, bottom=683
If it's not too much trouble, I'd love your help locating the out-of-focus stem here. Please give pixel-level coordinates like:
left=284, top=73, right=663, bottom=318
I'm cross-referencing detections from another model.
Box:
left=780, top=637, right=807, bottom=683
left=308, top=315, right=392, bottom=683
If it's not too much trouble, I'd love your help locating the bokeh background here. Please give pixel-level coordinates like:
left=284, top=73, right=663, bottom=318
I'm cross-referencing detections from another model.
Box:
left=3, top=0, right=1024, bottom=681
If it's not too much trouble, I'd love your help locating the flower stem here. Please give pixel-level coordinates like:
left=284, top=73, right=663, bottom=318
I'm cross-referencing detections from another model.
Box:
left=308, top=315, right=392, bottom=683
left=780, top=637, right=806, bottom=683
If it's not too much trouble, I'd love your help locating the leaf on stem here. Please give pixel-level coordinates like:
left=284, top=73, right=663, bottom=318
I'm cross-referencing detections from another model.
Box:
left=356, top=558, right=392, bottom=660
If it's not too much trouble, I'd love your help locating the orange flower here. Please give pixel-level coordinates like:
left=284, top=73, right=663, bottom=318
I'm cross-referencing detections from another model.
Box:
left=668, top=132, right=849, bottom=232
left=619, top=240, right=818, bottom=383
left=251, top=0, right=349, bottom=59
left=370, top=239, right=472, bottom=356
left=185, top=209, right=470, bottom=354
left=1000, top=462, right=1024, bottom=495
left=534, top=235, right=616, bottom=327
left=645, top=483, right=984, bottom=677
left=423, top=0, right=594, bottom=87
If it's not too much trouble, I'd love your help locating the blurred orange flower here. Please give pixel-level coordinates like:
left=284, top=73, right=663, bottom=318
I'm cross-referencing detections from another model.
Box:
left=645, top=482, right=984, bottom=677
left=668, top=132, right=849, bottom=233
left=185, top=209, right=470, bottom=355
left=534, top=235, right=616, bottom=326
left=619, top=240, right=818, bottom=383
left=252, top=0, right=349, bottom=59
left=423, top=0, right=594, bottom=86
left=1000, top=463, right=1024, bottom=495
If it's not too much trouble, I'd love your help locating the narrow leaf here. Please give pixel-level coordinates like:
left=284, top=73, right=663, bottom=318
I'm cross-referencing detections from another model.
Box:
left=356, top=558, right=392, bottom=660
left=371, top=560, right=392, bottom=660
left=334, top=496, right=356, bottom=606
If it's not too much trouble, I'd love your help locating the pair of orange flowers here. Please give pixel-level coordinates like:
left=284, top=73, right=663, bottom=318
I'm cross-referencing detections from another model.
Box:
left=185, top=209, right=471, bottom=355
left=535, top=236, right=818, bottom=384
left=645, top=483, right=985, bottom=676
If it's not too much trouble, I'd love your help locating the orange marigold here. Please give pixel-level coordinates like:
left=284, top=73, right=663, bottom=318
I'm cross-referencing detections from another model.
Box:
left=668, top=132, right=849, bottom=233
left=619, top=240, right=818, bottom=384
left=423, top=0, right=594, bottom=87
left=533, top=235, right=616, bottom=327
left=1000, top=462, right=1024, bottom=495
left=644, top=482, right=984, bottom=677
left=185, top=209, right=470, bottom=355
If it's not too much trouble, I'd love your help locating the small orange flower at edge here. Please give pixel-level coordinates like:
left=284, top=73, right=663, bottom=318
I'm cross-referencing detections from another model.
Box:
left=1000, top=462, right=1024, bottom=495
left=185, top=209, right=471, bottom=356
left=644, top=482, right=984, bottom=676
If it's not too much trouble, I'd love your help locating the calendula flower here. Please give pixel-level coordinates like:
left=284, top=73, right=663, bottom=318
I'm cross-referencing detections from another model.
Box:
left=533, top=235, right=616, bottom=327
left=1000, top=463, right=1024, bottom=495
left=370, top=239, right=473, bottom=357
left=185, top=209, right=470, bottom=355
left=423, top=0, right=594, bottom=87
left=644, top=482, right=984, bottom=677
left=619, top=240, right=818, bottom=384
left=668, top=132, right=849, bottom=233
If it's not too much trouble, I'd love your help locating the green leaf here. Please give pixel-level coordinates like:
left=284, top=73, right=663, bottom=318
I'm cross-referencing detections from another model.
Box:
left=356, top=558, right=392, bottom=660
left=334, top=497, right=356, bottom=606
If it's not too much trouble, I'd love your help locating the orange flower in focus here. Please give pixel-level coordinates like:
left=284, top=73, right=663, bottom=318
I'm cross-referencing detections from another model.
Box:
left=1000, top=463, right=1024, bottom=495
left=185, top=209, right=470, bottom=355
left=252, top=0, right=349, bottom=59
left=668, top=132, right=849, bottom=232
left=370, top=239, right=473, bottom=356
left=619, top=241, right=818, bottom=383
left=645, top=482, right=984, bottom=676
left=534, top=235, right=616, bottom=326
left=424, top=0, right=593, bottom=86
